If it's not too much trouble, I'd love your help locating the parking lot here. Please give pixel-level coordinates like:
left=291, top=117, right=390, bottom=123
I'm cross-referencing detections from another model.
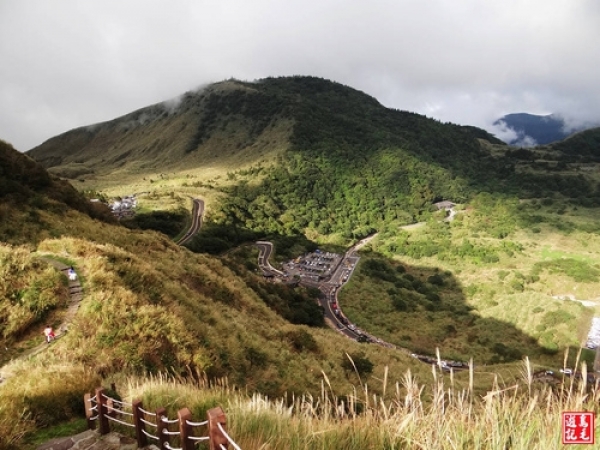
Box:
left=283, top=250, right=342, bottom=282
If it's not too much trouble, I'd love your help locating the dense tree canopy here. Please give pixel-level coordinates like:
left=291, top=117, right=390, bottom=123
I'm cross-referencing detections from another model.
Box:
left=192, top=77, right=600, bottom=242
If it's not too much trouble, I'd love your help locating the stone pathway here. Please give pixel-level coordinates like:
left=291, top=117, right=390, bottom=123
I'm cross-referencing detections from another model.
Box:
left=41, top=258, right=83, bottom=336
left=35, top=430, right=159, bottom=450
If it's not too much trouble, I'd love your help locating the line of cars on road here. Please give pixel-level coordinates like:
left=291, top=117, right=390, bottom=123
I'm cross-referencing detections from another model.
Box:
left=585, top=317, right=600, bottom=349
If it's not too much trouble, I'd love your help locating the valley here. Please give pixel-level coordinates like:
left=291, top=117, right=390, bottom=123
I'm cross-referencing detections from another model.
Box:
left=24, top=76, right=600, bottom=371
left=2, top=76, right=600, bottom=448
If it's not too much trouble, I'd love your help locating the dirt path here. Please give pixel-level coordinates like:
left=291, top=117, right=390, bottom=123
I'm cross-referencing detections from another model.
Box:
left=0, top=257, right=83, bottom=383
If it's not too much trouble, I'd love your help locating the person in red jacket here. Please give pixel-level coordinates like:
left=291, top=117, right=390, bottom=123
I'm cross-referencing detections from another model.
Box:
left=44, top=326, right=55, bottom=343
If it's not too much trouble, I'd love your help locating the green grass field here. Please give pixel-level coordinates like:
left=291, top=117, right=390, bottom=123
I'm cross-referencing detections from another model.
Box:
left=340, top=199, right=600, bottom=370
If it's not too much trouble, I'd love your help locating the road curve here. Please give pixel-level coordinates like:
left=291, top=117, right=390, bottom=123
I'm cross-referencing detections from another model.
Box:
left=255, top=241, right=286, bottom=276
left=176, top=198, right=204, bottom=245
left=255, top=240, right=366, bottom=341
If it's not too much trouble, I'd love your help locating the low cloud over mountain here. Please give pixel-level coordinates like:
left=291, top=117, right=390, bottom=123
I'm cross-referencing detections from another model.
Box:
left=492, top=113, right=598, bottom=147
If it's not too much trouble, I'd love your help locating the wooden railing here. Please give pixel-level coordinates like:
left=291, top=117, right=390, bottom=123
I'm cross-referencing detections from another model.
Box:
left=84, top=387, right=241, bottom=449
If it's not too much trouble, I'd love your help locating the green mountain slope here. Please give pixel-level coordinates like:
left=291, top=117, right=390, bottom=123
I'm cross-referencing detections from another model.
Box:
left=2, top=137, right=436, bottom=402
left=20, top=77, right=598, bottom=366
left=26, top=80, right=292, bottom=178
left=7, top=79, right=600, bottom=449
left=28, top=76, right=514, bottom=240
left=549, top=127, right=600, bottom=161
left=204, top=77, right=589, bottom=239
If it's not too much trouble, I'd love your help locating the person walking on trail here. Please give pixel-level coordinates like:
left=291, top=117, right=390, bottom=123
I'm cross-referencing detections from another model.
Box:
left=68, top=267, right=77, bottom=281
left=44, top=326, right=55, bottom=343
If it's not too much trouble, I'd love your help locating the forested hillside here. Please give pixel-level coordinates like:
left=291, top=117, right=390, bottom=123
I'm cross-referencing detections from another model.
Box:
left=206, top=77, right=599, bottom=241
left=550, top=127, right=600, bottom=161
left=27, top=75, right=600, bottom=245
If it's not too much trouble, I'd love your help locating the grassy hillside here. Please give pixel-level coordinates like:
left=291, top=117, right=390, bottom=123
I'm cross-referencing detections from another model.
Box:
left=79, top=369, right=600, bottom=450
left=3, top=141, right=433, bottom=393
left=0, top=244, right=68, bottom=347
left=22, top=77, right=600, bottom=365
left=26, top=80, right=291, bottom=179
left=1, top=139, right=451, bottom=448
left=1, top=234, right=445, bottom=448
left=0, top=140, right=116, bottom=245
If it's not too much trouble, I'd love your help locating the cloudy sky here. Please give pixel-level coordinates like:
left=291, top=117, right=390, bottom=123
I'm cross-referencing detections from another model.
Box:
left=1, top=0, right=598, bottom=151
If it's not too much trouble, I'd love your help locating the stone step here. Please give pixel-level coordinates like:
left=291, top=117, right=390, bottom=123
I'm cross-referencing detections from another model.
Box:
left=36, top=430, right=159, bottom=450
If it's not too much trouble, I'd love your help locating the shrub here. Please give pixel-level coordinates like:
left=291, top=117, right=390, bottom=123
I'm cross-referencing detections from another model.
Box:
left=543, top=309, right=575, bottom=327
left=427, top=274, right=444, bottom=286
left=510, top=280, right=524, bottom=292
left=285, top=328, right=319, bottom=353
left=341, top=352, right=374, bottom=380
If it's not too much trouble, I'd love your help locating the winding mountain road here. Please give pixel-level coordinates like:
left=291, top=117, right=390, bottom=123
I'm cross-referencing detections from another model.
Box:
left=176, top=198, right=204, bottom=245
left=255, top=241, right=286, bottom=276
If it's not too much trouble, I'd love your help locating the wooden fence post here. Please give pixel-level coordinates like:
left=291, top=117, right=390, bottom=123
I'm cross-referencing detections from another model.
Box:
left=95, top=387, right=109, bottom=435
left=132, top=399, right=148, bottom=448
left=84, top=393, right=95, bottom=430
left=156, top=407, right=168, bottom=450
left=178, top=407, right=194, bottom=450
left=208, top=407, right=228, bottom=450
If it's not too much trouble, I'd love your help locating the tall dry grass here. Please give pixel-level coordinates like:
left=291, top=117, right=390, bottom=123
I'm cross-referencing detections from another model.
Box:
left=113, top=356, right=599, bottom=450
left=0, top=361, right=100, bottom=450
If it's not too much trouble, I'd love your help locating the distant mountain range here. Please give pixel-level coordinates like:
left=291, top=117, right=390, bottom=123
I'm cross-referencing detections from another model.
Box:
left=493, top=113, right=595, bottom=146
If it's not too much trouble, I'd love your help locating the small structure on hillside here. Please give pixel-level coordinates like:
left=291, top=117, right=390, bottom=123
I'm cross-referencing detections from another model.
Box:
left=109, top=195, right=138, bottom=219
